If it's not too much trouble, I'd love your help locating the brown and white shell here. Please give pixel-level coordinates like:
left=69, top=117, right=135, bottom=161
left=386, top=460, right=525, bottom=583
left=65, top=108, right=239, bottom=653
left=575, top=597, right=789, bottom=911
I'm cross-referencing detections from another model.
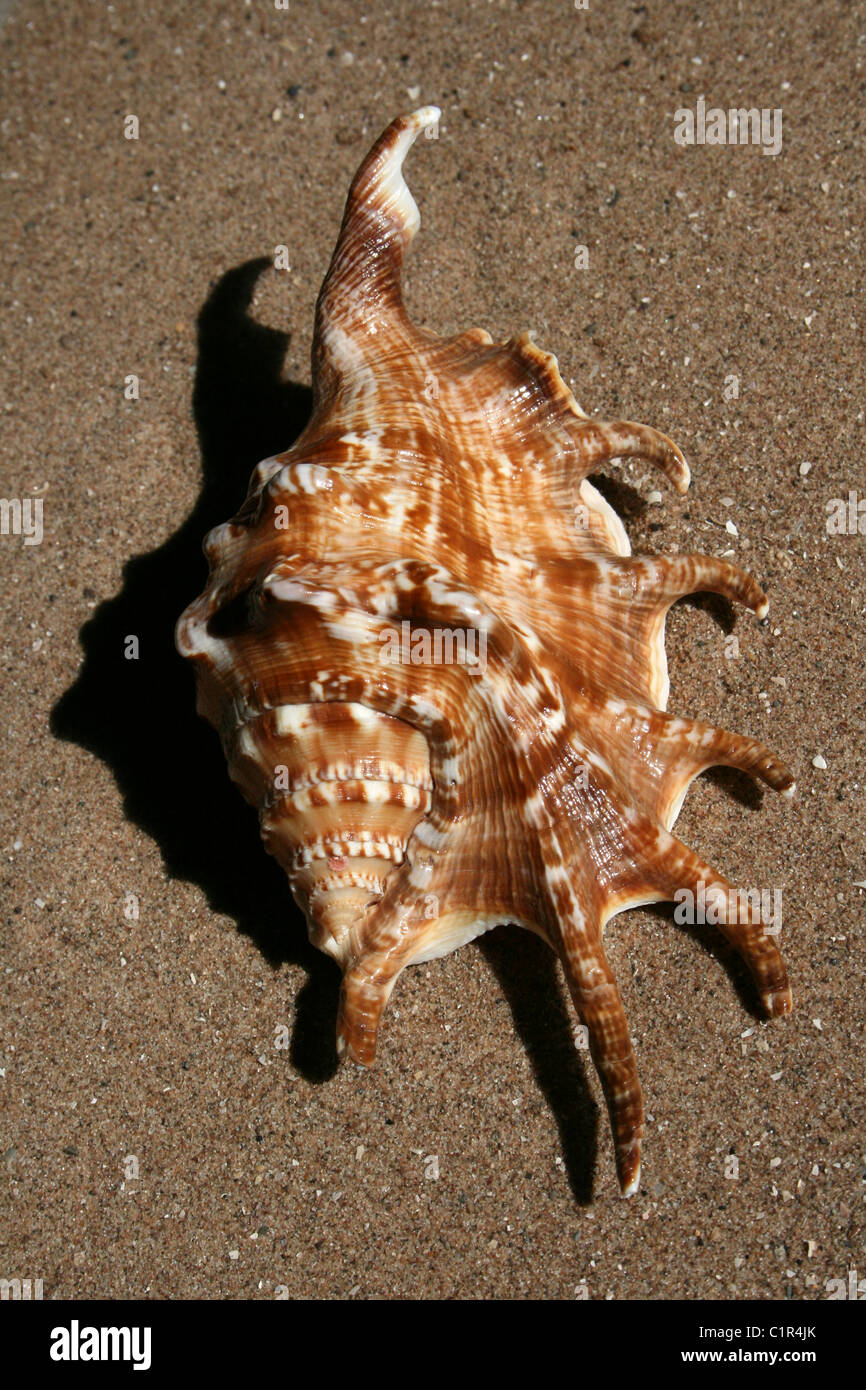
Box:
left=176, top=107, right=795, bottom=1196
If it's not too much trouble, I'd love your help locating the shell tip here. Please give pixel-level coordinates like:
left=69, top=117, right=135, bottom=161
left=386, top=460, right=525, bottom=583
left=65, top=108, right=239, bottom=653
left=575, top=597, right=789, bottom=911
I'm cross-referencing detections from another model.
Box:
left=617, top=1141, right=642, bottom=1198
left=411, top=104, right=441, bottom=130
left=368, top=105, right=442, bottom=241
left=621, top=1168, right=641, bottom=1199
left=762, top=986, right=793, bottom=1018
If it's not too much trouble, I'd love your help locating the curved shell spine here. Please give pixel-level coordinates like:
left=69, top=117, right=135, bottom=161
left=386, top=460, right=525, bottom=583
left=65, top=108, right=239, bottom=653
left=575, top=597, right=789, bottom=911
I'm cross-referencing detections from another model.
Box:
left=177, top=107, right=795, bottom=1197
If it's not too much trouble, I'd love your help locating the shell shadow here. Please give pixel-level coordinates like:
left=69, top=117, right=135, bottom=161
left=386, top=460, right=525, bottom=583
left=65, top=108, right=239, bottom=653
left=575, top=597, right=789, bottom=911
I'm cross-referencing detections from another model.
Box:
left=51, top=258, right=342, bottom=1082
left=477, top=926, right=599, bottom=1203
left=588, top=469, right=647, bottom=522
left=644, top=897, right=769, bottom=1021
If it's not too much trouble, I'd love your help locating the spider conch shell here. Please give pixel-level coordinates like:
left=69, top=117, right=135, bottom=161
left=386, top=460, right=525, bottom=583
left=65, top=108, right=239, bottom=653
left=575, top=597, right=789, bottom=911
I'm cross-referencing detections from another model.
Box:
left=177, top=107, right=796, bottom=1196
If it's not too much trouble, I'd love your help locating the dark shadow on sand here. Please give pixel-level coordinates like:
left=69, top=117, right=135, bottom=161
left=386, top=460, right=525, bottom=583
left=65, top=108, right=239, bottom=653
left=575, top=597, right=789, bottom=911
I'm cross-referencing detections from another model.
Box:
left=478, top=926, right=599, bottom=1203
left=51, top=258, right=340, bottom=1081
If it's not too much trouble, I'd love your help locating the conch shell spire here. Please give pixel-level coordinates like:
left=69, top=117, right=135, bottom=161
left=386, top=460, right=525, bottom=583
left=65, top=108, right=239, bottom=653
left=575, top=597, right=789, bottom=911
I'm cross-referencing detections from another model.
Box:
left=313, top=106, right=440, bottom=401
left=177, top=109, right=795, bottom=1199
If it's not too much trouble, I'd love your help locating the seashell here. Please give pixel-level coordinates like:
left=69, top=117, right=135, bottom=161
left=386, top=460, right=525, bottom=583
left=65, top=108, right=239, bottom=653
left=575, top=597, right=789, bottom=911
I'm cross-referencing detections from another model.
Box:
left=176, top=107, right=796, bottom=1196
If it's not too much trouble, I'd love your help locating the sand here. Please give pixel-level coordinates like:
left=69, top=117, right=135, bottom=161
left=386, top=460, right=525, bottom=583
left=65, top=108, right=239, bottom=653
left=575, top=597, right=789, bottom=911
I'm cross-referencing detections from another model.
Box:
left=0, top=0, right=863, bottom=1300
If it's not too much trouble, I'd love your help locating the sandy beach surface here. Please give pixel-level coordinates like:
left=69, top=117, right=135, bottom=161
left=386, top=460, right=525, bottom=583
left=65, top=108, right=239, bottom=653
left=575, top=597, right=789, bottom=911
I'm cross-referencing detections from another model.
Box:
left=1, top=0, right=863, bottom=1299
